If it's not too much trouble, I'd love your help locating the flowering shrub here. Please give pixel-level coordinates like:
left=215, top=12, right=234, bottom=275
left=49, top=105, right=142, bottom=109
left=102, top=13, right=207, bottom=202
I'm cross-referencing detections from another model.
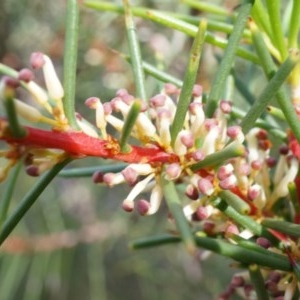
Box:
left=1, top=0, right=300, bottom=299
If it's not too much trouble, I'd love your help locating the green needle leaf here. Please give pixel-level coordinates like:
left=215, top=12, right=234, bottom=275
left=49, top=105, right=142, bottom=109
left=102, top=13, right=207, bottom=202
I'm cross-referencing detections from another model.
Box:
left=249, top=14, right=300, bottom=144
left=190, top=142, right=245, bottom=171
left=63, top=0, right=80, bottom=129
left=205, top=0, right=254, bottom=117
left=162, top=177, right=196, bottom=254
left=262, top=219, right=300, bottom=238
left=240, top=50, right=299, bottom=134
left=0, top=161, right=22, bottom=228
left=288, top=0, right=300, bottom=48
left=170, top=20, right=207, bottom=146
left=0, top=158, right=71, bottom=246
left=130, top=234, right=180, bottom=249
left=119, top=100, right=141, bottom=153
left=2, top=86, right=27, bottom=138
left=59, top=163, right=127, bottom=177
left=218, top=190, right=250, bottom=215
left=265, top=0, right=288, bottom=60
left=123, top=0, right=147, bottom=101
left=249, top=264, right=270, bottom=300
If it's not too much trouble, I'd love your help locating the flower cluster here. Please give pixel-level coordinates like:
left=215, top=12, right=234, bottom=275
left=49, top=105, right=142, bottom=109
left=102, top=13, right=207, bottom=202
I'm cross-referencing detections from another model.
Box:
left=1, top=52, right=300, bottom=299
left=0, top=52, right=298, bottom=219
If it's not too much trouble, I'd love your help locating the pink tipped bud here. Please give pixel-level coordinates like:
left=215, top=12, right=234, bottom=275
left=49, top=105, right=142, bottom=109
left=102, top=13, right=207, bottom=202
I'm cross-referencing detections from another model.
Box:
left=18, top=68, right=34, bottom=82
left=237, top=162, right=251, bottom=176
left=26, top=165, right=40, bottom=177
left=219, top=175, right=237, bottom=190
left=267, top=272, right=281, bottom=283
left=203, top=221, right=215, bottom=235
left=121, top=167, right=138, bottom=186
left=116, top=88, right=134, bottom=104
left=231, top=276, right=245, bottom=287
left=185, top=184, right=199, bottom=200
left=103, top=172, right=124, bottom=187
left=164, top=83, right=178, bottom=95
left=122, top=199, right=134, bottom=212
left=165, top=163, right=181, bottom=180
left=189, top=102, right=203, bottom=115
left=217, top=164, right=234, bottom=181
left=279, top=145, right=289, bottom=155
left=225, top=224, right=239, bottom=236
left=30, top=52, right=45, bottom=69
left=116, top=88, right=129, bottom=98
left=103, top=102, right=112, bottom=115
left=251, top=160, right=262, bottom=170
left=256, top=237, right=271, bottom=249
left=220, top=100, right=232, bottom=114
left=192, top=84, right=202, bottom=97
left=195, top=206, right=209, bottom=220
left=256, top=129, right=268, bottom=140
left=137, top=199, right=150, bottom=216
left=266, top=157, right=277, bottom=168
left=140, top=102, right=148, bottom=112
left=85, top=97, right=100, bottom=109
left=92, top=171, right=104, bottom=183
left=197, top=178, right=214, bottom=196
left=150, top=94, right=166, bottom=107
left=3, top=76, right=20, bottom=88
left=204, top=119, right=218, bottom=130
left=227, top=126, right=244, bottom=143
left=191, top=150, right=205, bottom=161
left=247, top=184, right=261, bottom=201
left=180, top=131, right=194, bottom=148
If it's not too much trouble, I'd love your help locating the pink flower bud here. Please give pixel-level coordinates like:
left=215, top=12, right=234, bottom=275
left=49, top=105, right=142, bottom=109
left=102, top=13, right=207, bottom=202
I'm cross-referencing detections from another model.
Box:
left=247, top=184, right=261, bottom=201
left=197, top=178, right=214, bottom=196
left=92, top=171, right=104, bottom=183
left=150, top=94, right=166, bottom=107
left=122, top=199, right=134, bottom=212
left=180, top=131, right=194, bottom=148
left=164, top=83, right=178, bottom=95
left=256, top=237, right=271, bottom=249
left=279, top=145, right=289, bottom=155
left=103, top=172, right=125, bottom=187
left=103, top=102, right=112, bottom=115
left=3, top=76, right=19, bottom=88
left=231, top=276, right=245, bottom=287
left=251, top=160, right=262, bottom=170
left=26, top=165, right=40, bottom=177
left=217, top=164, right=234, bottom=181
left=227, top=126, right=244, bottom=143
left=219, top=175, right=237, bottom=190
left=18, top=68, right=34, bottom=82
left=165, top=163, right=181, bottom=180
left=225, top=224, right=239, bottom=236
left=85, top=97, right=100, bottom=109
left=266, top=157, right=276, bottom=168
left=195, top=206, right=209, bottom=220
left=185, top=184, right=199, bottom=200
left=192, top=84, right=202, bottom=97
left=220, top=100, right=232, bottom=114
left=137, top=199, right=150, bottom=216
left=121, top=167, right=138, bottom=186
left=189, top=102, right=203, bottom=115
left=191, top=150, right=205, bottom=161
left=30, top=52, right=45, bottom=69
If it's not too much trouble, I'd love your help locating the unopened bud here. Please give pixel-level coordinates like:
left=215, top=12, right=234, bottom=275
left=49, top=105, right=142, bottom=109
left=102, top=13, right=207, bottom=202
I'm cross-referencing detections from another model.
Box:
left=18, top=68, right=34, bottom=82
left=137, top=199, right=150, bottom=216
left=30, top=52, right=45, bottom=69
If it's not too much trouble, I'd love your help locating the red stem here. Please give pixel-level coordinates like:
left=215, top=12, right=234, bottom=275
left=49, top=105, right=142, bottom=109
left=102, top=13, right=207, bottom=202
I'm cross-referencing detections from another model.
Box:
left=0, top=119, right=179, bottom=164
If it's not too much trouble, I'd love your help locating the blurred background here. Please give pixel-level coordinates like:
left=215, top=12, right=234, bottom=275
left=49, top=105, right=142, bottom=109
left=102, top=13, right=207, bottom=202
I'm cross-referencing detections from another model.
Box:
left=0, top=0, right=243, bottom=299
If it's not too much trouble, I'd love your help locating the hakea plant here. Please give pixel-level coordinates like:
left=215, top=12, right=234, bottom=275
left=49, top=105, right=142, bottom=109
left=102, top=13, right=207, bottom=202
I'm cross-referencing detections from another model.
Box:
left=1, top=0, right=300, bottom=299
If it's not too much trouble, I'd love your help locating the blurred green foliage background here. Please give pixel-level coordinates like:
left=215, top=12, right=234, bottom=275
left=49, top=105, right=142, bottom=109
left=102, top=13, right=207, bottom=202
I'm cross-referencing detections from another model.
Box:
left=0, top=1, right=242, bottom=299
